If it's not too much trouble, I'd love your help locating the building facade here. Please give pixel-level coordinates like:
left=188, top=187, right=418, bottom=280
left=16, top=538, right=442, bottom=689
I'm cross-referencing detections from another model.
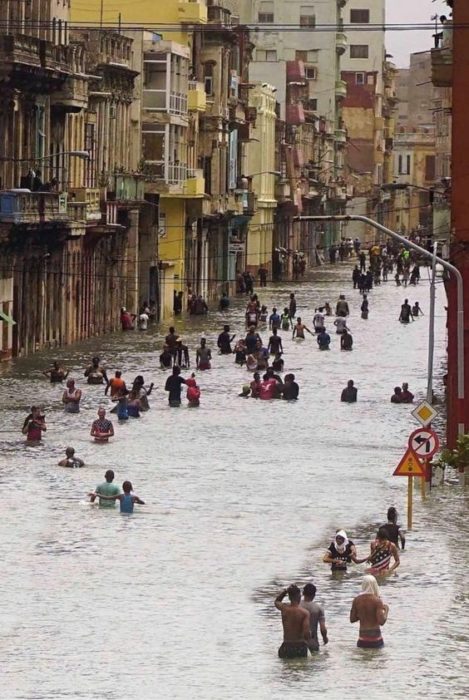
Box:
left=0, top=4, right=153, bottom=358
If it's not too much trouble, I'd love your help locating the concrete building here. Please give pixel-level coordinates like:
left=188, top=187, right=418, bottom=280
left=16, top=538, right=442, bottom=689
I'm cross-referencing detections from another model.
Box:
left=340, top=0, right=389, bottom=241
left=73, top=0, right=258, bottom=311
left=245, top=84, right=277, bottom=277
left=239, top=0, right=349, bottom=275
left=396, top=51, right=435, bottom=131
left=0, top=4, right=154, bottom=358
left=390, top=130, right=436, bottom=236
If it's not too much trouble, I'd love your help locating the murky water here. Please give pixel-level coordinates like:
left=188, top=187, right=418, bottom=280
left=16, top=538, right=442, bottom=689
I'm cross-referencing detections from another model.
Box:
left=1, top=264, right=468, bottom=700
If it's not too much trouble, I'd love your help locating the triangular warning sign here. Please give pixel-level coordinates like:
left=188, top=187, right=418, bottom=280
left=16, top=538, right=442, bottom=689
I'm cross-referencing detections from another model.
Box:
left=393, top=447, right=426, bottom=477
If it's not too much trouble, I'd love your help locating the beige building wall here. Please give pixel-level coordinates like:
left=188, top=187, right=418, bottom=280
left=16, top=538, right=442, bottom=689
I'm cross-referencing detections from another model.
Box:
left=246, top=84, right=277, bottom=272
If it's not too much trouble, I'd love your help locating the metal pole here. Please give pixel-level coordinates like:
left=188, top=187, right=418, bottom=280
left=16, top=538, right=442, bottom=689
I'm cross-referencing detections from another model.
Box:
left=294, top=214, right=465, bottom=437
left=426, top=243, right=437, bottom=404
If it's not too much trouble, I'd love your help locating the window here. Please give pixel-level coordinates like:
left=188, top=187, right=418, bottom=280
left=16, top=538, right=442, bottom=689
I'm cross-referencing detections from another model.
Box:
left=350, top=9, right=370, bottom=23
left=258, top=1, right=274, bottom=23
left=307, top=98, right=317, bottom=111
left=203, top=63, right=213, bottom=96
left=398, top=154, right=411, bottom=175
left=355, top=72, right=365, bottom=85
left=425, top=155, right=436, bottom=181
left=305, top=66, right=317, bottom=80
left=300, top=6, right=316, bottom=27
left=295, top=49, right=318, bottom=63
left=350, top=45, right=369, bottom=59
left=258, top=49, right=277, bottom=61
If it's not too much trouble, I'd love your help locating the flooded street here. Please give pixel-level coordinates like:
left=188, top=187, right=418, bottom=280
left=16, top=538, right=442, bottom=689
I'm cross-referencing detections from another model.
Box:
left=1, top=264, right=468, bottom=700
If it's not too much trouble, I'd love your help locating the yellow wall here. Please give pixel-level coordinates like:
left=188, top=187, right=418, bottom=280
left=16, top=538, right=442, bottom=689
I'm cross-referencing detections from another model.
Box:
left=71, top=0, right=206, bottom=43
left=159, top=197, right=185, bottom=290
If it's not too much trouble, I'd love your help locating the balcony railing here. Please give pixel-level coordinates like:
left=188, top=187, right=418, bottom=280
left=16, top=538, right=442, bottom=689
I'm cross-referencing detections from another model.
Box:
left=0, top=190, right=68, bottom=224
left=68, top=188, right=102, bottom=222
left=143, top=89, right=188, bottom=115
left=431, top=47, right=452, bottom=88
left=111, top=174, right=145, bottom=202
left=144, top=161, right=189, bottom=184
left=188, top=80, right=207, bottom=111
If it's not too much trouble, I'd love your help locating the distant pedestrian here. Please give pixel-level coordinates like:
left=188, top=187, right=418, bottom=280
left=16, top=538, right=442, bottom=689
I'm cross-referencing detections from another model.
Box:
left=382, top=507, right=406, bottom=550
left=340, top=330, right=353, bottom=351
left=62, top=379, right=82, bottom=413
left=341, top=379, right=357, bottom=402
left=399, top=299, right=414, bottom=323
left=164, top=366, right=186, bottom=406
left=390, top=386, right=403, bottom=403
left=335, top=294, right=349, bottom=317
left=401, top=382, right=414, bottom=403
left=89, top=470, right=120, bottom=507
left=90, top=407, right=114, bottom=443
left=58, top=446, right=84, bottom=468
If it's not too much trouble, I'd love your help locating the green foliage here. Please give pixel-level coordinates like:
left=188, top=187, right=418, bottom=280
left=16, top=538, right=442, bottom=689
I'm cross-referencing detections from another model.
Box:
left=434, top=434, right=469, bottom=470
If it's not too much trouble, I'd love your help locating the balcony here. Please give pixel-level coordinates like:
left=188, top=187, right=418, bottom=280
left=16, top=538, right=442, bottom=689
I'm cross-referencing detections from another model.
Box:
left=335, top=128, right=347, bottom=144
left=143, top=161, right=189, bottom=186
left=336, top=32, right=347, bottom=55
left=335, top=79, right=347, bottom=100
left=431, top=47, right=452, bottom=88
left=68, top=188, right=102, bottom=222
left=286, top=60, right=306, bottom=85
left=0, top=35, right=70, bottom=90
left=178, top=1, right=208, bottom=24
left=188, top=80, right=207, bottom=111
left=51, top=75, right=88, bottom=113
left=143, top=90, right=188, bottom=115
left=183, top=169, right=205, bottom=197
left=111, top=174, right=145, bottom=203
left=0, top=191, right=68, bottom=225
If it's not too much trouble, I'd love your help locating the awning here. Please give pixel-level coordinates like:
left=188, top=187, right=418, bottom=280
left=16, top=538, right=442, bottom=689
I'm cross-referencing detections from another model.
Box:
left=0, top=310, right=16, bottom=325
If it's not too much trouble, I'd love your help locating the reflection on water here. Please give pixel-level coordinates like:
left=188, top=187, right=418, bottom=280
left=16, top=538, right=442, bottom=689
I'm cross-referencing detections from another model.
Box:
left=1, top=266, right=468, bottom=699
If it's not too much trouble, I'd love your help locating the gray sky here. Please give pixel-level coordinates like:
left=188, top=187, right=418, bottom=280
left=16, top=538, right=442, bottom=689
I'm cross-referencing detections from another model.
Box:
left=386, top=0, right=448, bottom=67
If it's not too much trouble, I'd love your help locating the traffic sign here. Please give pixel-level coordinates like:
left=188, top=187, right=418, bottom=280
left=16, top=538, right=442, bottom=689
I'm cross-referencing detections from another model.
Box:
left=411, top=400, right=438, bottom=427
left=408, top=428, right=440, bottom=459
left=393, top=447, right=426, bottom=477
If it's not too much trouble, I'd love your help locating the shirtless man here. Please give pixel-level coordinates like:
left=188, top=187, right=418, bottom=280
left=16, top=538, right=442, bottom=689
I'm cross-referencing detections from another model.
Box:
left=58, top=447, right=85, bottom=468
left=275, top=585, right=312, bottom=658
left=292, top=318, right=313, bottom=340
left=43, top=361, right=68, bottom=383
left=84, top=356, right=108, bottom=385
left=350, top=574, right=389, bottom=648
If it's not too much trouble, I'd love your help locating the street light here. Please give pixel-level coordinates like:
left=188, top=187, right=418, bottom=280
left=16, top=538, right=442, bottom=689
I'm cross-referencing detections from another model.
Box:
left=244, top=170, right=281, bottom=178
left=0, top=151, right=90, bottom=162
left=294, top=213, right=465, bottom=441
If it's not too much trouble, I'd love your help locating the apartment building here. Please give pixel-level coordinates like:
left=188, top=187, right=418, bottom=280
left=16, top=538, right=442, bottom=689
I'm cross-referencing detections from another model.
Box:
left=0, top=3, right=153, bottom=358
left=239, top=0, right=349, bottom=274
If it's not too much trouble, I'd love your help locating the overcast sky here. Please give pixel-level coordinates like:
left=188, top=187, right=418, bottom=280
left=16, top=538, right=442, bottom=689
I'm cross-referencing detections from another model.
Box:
left=386, top=0, right=448, bottom=67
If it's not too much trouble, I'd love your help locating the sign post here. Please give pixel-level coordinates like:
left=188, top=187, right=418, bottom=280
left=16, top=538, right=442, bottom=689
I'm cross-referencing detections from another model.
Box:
left=407, top=428, right=439, bottom=501
left=393, top=447, right=426, bottom=529
left=408, top=477, right=413, bottom=529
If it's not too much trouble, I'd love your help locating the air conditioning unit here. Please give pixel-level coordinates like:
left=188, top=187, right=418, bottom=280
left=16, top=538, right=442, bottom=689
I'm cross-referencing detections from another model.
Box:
left=231, top=15, right=240, bottom=25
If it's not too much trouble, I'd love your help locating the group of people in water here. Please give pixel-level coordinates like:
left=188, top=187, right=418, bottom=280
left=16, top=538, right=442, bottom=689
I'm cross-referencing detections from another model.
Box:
left=275, top=507, right=404, bottom=657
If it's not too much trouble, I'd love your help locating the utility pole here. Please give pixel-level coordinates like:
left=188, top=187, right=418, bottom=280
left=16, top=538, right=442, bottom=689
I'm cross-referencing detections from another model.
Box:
left=448, top=1, right=469, bottom=449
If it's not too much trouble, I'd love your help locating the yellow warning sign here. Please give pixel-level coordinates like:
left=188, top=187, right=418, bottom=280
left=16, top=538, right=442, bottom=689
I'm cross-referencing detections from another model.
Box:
left=393, top=447, right=426, bottom=477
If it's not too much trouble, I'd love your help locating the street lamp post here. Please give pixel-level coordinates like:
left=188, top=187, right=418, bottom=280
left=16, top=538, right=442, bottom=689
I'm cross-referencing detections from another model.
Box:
left=0, top=151, right=90, bottom=190
left=294, top=214, right=466, bottom=442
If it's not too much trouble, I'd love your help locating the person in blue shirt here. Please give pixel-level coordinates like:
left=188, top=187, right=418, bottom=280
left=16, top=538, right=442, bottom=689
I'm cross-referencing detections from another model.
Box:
left=92, top=480, right=145, bottom=513
left=317, top=329, right=331, bottom=350
left=269, top=307, right=281, bottom=330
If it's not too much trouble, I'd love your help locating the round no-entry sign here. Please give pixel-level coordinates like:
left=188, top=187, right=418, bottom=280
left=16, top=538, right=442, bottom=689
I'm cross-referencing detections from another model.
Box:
left=408, top=428, right=440, bottom=459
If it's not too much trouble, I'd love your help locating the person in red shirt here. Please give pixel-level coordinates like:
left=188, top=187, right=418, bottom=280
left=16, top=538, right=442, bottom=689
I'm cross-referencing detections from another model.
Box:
left=186, top=375, right=201, bottom=407
left=259, top=370, right=278, bottom=400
